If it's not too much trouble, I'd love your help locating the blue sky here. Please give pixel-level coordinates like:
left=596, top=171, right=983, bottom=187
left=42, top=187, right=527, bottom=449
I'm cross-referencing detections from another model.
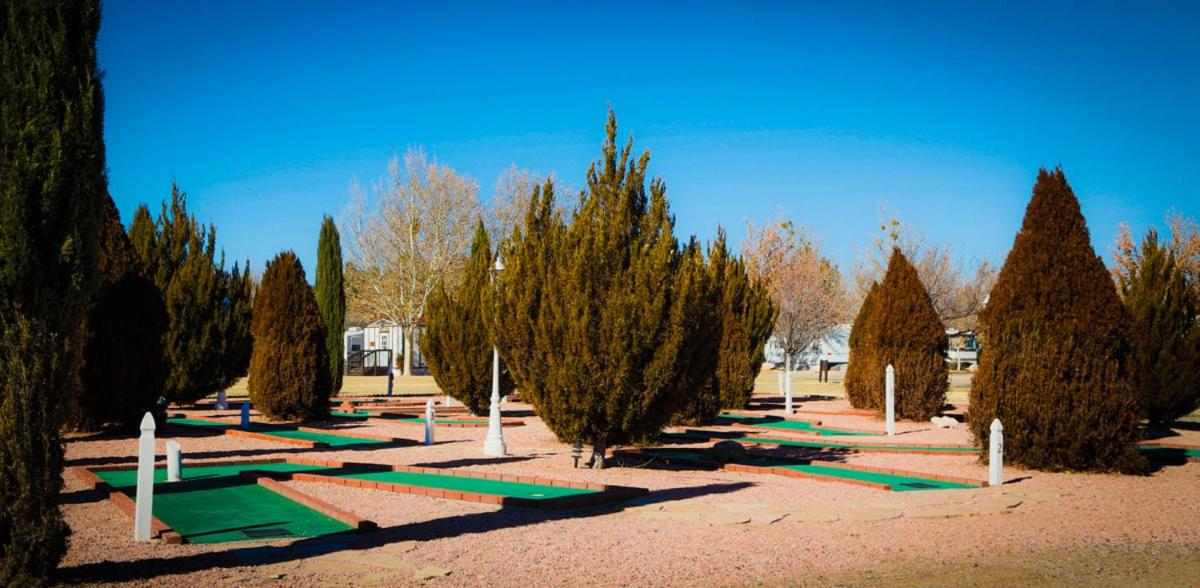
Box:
left=98, top=1, right=1199, bottom=278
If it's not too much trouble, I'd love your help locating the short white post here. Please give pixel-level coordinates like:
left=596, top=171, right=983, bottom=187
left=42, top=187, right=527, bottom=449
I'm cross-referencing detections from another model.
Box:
left=784, top=354, right=793, bottom=414
left=134, top=412, right=156, bottom=541
left=215, top=389, right=228, bottom=410
left=885, top=364, right=895, bottom=437
left=444, top=394, right=453, bottom=408
left=166, top=440, right=183, bottom=482
left=989, top=419, right=1004, bottom=486
left=777, top=370, right=783, bottom=397
left=424, top=399, right=436, bottom=446
left=240, top=402, right=251, bottom=428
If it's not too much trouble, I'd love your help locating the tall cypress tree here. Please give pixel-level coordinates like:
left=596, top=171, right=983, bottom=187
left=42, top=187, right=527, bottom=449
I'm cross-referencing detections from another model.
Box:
left=969, top=168, right=1145, bottom=473
left=249, top=252, right=329, bottom=421
left=497, top=110, right=709, bottom=467
left=1122, top=229, right=1200, bottom=424
left=315, top=216, right=345, bottom=395
left=424, top=220, right=515, bottom=414
left=72, top=196, right=167, bottom=431
left=1, top=0, right=106, bottom=579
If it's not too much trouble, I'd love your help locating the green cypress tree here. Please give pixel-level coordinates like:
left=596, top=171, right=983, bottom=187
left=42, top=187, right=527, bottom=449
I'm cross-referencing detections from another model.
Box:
left=1122, top=229, right=1200, bottom=424
left=248, top=251, right=329, bottom=421
left=969, top=168, right=1145, bottom=473
left=845, top=281, right=883, bottom=410
left=72, top=196, right=168, bottom=431
left=865, top=249, right=948, bottom=419
left=1, top=0, right=107, bottom=579
left=315, top=216, right=345, bottom=395
left=424, top=220, right=515, bottom=414
left=497, top=110, right=707, bottom=467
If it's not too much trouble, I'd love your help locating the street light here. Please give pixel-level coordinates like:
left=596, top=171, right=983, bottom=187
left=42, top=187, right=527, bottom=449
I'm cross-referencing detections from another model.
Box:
left=484, top=252, right=507, bottom=456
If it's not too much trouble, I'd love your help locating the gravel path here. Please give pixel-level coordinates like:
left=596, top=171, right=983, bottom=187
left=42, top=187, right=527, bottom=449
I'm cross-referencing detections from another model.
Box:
left=58, top=396, right=1200, bottom=586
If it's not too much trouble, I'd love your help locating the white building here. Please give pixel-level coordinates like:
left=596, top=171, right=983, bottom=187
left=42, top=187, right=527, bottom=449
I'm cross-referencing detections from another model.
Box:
left=764, top=324, right=851, bottom=369
left=343, top=319, right=425, bottom=375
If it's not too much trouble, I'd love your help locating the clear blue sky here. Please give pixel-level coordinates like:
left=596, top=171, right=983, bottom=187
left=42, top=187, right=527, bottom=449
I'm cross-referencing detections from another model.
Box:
left=98, top=1, right=1199, bottom=278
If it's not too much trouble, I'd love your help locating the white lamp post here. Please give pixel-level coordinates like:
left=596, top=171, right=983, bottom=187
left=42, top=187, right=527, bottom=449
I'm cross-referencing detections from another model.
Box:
left=484, top=252, right=507, bottom=457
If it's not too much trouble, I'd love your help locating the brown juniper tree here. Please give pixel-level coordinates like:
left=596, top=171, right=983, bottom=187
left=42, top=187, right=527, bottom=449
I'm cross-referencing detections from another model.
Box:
left=248, top=251, right=330, bottom=421
left=969, top=168, right=1145, bottom=473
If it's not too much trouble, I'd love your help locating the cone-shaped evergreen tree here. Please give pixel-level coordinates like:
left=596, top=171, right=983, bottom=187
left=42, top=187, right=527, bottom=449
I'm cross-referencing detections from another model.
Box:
left=249, top=252, right=329, bottom=421
left=424, top=221, right=515, bottom=414
left=128, top=184, right=253, bottom=403
left=845, top=281, right=883, bottom=410
left=497, top=110, right=709, bottom=467
left=969, top=168, right=1145, bottom=473
left=315, top=216, right=345, bottom=395
left=1, top=0, right=107, bottom=579
left=1122, top=229, right=1200, bottom=424
left=871, top=249, right=948, bottom=419
left=72, top=196, right=168, bottom=431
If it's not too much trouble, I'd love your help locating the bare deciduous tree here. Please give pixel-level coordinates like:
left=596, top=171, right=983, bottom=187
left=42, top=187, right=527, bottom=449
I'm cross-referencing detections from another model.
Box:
left=742, top=216, right=846, bottom=366
left=487, top=164, right=574, bottom=249
left=1113, top=209, right=1199, bottom=296
left=851, top=213, right=996, bottom=331
left=342, top=149, right=482, bottom=375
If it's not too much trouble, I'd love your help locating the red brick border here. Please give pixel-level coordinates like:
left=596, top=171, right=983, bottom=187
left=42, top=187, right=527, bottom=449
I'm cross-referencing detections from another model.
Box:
left=372, top=412, right=526, bottom=428
left=610, top=448, right=986, bottom=491
left=674, top=432, right=976, bottom=456
left=275, top=459, right=645, bottom=510
left=251, top=476, right=377, bottom=531
left=68, top=466, right=183, bottom=544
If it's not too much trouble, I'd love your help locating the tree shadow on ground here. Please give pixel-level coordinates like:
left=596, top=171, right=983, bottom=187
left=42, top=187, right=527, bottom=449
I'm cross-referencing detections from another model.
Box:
left=408, top=456, right=538, bottom=468
left=56, top=481, right=751, bottom=584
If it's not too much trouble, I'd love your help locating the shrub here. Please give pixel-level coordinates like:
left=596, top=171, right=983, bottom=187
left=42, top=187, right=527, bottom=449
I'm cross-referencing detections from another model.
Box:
left=845, top=281, right=883, bottom=410
left=423, top=220, right=515, bottom=415
left=968, top=168, right=1145, bottom=473
left=496, top=111, right=713, bottom=467
left=248, top=252, right=330, bottom=421
left=1121, top=229, right=1200, bottom=424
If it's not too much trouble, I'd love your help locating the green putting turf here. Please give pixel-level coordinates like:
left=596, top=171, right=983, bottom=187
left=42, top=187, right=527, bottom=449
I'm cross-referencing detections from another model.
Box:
left=671, top=431, right=976, bottom=453
left=339, top=470, right=599, bottom=500
left=329, top=411, right=488, bottom=425
left=95, top=463, right=353, bottom=544
left=1139, top=444, right=1200, bottom=460
left=167, top=417, right=392, bottom=447
left=717, top=413, right=874, bottom=436
left=633, top=448, right=975, bottom=491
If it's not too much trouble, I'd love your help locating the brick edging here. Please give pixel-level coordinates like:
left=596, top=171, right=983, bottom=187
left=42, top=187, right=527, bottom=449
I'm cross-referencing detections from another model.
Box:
left=374, top=413, right=526, bottom=428
left=68, top=466, right=183, bottom=544
left=224, top=428, right=326, bottom=448
left=675, top=432, right=976, bottom=455
left=250, top=476, right=377, bottom=531
left=811, top=460, right=987, bottom=487
left=276, top=458, right=646, bottom=511
left=294, top=426, right=404, bottom=443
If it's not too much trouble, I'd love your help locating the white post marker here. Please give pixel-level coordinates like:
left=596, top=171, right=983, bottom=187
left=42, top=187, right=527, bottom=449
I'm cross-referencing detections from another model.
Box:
left=134, top=412, right=156, bottom=541
left=166, top=440, right=183, bottom=482
left=885, top=364, right=896, bottom=437
left=240, top=402, right=251, bottom=428
left=777, top=370, right=783, bottom=397
left=215, top=389, right=228, bottom=411
left=989, top=418, right=1004, bottom=486
left=424, top=398, right=436, bottom=446
left=484, top=345, right=507, bottom=456
left=784, top=354, right=793, bottom=415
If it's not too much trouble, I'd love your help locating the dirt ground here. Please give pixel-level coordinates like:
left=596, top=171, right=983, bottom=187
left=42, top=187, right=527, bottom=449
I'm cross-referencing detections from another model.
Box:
left=56, top=370, right=1200, bottom=587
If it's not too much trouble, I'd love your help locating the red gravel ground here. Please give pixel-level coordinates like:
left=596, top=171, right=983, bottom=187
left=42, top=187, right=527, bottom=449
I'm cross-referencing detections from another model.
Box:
left=58, top=395, right=1200, bottom=587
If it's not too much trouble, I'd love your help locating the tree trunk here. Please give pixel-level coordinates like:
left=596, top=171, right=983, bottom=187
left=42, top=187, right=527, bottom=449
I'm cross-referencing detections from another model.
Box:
left=589, top=442, right=608, bottom=469
left=402, top=327, right=413, bottom=376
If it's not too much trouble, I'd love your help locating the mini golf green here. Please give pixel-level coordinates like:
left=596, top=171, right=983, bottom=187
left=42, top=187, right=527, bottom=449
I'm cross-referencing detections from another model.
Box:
left=717, top=413, right=874, bottom=436
left=339, top=471, right=600, bottom=501
left=167, top=417, right=393, bottom=447
left=634, top=448, right=975, bottom=491
left=329, top=411, right=488, bottom=426
left=1139, top=444, right=1200, bottom=460
left=670, top=431, right=976, bottom=453
left=95, top=463, right=353, bottom=544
